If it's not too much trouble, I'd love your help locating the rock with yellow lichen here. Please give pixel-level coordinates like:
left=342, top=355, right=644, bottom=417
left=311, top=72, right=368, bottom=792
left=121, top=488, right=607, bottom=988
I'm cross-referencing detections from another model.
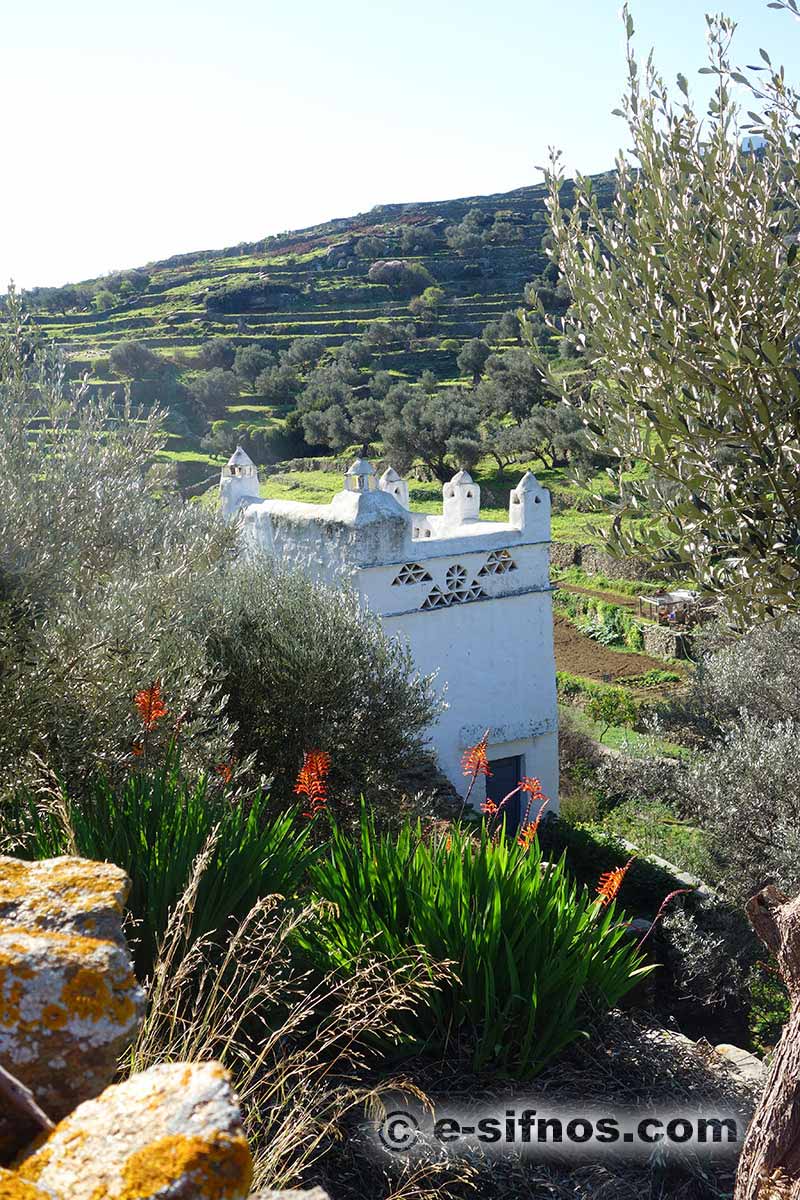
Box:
left=0, top=857, right=131, bottom=946
left=0, top=1167, right=61, bottom=1199
left=0, top=856, right=143, bottom=1164
left=0, top=924, right=144, bottom=1124
left=15, top=1061, right=253, bottom=1200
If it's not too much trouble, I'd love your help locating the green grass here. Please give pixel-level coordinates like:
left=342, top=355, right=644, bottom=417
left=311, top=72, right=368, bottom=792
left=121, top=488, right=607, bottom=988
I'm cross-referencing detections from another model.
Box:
left=157, top=448, right=218, bottom=466
left=552, top=564, right=676, bottom=596
left=562, top=703, right=689, bottom=758
left=586, top=798, right=711, bottom=882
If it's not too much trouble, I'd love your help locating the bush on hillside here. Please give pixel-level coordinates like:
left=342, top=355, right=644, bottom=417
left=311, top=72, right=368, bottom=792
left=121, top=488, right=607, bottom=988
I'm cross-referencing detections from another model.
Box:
left=187, top=367, right=239, bottom=421
left=366, top=259, right=435, bottom=297
left=109, top=340, right=162, bottom=379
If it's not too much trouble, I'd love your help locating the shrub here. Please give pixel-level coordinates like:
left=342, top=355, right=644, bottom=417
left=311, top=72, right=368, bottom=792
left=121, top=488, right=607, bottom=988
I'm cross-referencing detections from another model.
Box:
left=303, top=809, right=649, bottom=1076
left=366, top=259, right=435, bottom=297
left=586, top=688, right=638, bottom=741
left=592, top=753, right=688, bottom=815
left=201, top=562, right=440, bottom=807
left=660, top=900, right=760, bottom=1010
left=14, top=752, right=312, bottom=979
left=689, top=717, right=800, bottom=902
left=109, top=340, right=161, bottom=379
left=187, top=367, right=239, bottom=421
left=538, top=815, right=683, bottom=917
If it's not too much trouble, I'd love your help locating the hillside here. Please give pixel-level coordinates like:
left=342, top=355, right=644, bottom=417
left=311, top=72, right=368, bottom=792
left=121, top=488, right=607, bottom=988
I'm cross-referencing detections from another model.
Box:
left=23, top=173, right=616, bottom=487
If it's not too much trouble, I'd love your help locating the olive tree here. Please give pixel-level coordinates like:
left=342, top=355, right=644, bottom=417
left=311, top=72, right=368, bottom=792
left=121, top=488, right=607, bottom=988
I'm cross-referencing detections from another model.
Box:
left=0, top=293, right=440, bottom=805
left=537, top=7, right=800, bottom=623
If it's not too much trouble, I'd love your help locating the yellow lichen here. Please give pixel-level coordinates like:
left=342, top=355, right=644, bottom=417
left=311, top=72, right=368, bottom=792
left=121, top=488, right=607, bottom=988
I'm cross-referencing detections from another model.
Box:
left=114, top=1131, right=253, bottom=1200
left=0, top=1167, right=55, bottom=1199
left=0, top=856, right=127, bottom=924
left=40, top=1003, right=68, bottom=1031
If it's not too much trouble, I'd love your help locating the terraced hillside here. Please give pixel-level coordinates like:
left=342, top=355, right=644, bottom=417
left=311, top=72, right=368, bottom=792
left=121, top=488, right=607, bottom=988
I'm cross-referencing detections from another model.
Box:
left=23, top=173, right=615, bottom=485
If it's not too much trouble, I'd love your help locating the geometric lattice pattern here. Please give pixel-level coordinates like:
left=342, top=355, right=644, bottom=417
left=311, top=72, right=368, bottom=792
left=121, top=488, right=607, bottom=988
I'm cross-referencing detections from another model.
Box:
left=392, top=562, right=433, bottom=585
left=446, top=564, right=468, bottom=591
left=420, top=562, right=487, bottom=610
left=477, top=548, right=517, bottom=576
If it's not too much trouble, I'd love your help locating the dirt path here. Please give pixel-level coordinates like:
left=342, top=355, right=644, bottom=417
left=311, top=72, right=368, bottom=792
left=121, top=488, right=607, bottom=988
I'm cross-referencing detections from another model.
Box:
left=557, top=582, right=639, bottom=609
left=553, top=614, right=672, bottom=682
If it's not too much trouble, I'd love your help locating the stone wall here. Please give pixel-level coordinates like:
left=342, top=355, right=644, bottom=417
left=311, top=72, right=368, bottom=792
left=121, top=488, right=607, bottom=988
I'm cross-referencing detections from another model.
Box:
left=0, top=856, right=329, bottom=1200
left=641, top=622, right=693, bottom=661
left=551, top=541, right=662, bottom=582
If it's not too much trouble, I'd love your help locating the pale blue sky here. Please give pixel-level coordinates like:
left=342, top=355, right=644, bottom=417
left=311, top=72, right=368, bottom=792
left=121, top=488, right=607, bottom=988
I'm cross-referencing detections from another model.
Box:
left=2, top=0, right=798, bottom=288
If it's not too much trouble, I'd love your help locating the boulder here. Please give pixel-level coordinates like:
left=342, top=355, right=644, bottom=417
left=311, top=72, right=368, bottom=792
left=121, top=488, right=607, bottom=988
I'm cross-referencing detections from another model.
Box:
left=0, top=855, right=143, bottom=1156
left=0, top=924, right=143, bottom=1121
left=15, top=1061, right=253, bottom=1200
left=714, top=1043, right=767, bottom=1085
left=0, top=856, right=131, bottom=946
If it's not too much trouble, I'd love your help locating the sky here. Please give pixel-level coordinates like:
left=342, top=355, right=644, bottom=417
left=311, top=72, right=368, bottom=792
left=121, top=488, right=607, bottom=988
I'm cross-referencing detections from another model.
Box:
left=2, top=0, right=799, bottom=289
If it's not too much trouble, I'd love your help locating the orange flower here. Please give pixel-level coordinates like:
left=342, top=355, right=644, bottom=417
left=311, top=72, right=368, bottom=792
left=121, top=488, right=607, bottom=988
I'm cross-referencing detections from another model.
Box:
left=518, top=776, right=543, bottom=822
left=462, top=732, right=491, bottom=780
left=596, top=858, right=634, bottom=906
left=134, top=681, right=168, bottom=731
left=215, top=762, right=234, bottom=784
left=131, top=741, right=144, bottom=758
left=480, top=798, right=498, bottom=817
left=518, top=798, right=549, bottom=849
left=295, top=750, right=332, bottom=819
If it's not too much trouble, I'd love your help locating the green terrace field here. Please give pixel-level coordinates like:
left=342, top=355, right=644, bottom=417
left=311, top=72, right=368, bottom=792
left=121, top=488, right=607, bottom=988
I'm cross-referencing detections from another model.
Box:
left=21, top=173, right=617, bottom=491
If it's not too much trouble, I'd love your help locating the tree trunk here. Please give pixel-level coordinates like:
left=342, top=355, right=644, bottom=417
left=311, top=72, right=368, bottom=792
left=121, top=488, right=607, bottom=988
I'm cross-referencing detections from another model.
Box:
left=735, top=887, right=800, bottom=1200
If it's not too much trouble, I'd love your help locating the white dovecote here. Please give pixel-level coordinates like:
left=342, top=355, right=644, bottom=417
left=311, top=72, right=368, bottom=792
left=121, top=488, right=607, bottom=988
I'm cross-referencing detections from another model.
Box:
left=344, top=458, right=377, bottom=493
left=509, top=470, right=550, bottom=537
left=219, top=446, right=260, bottom=519
left=378, top=465, right=410, bottom=509
left=442, top=469, right=480, bottom=526
left=221, top=457, right=559, bottom=815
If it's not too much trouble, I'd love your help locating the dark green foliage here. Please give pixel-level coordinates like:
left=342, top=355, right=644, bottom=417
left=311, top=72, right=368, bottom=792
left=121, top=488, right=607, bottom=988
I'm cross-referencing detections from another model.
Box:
left=109, top=340, right=162, bottom=379
left=255, top=362, right=302, bottom=407
left=482, top=348, right=549, bottom=422
left=303, top=809, right=649, bottom=1075
left=187, top=368, right=239, bottom=420
left=538, top=815, right=684, bottom=919
left=281, top=336, right=326, bottom=371
left=15, top=753, right=312, bottom=980
left=748, top=962, right=790, bottom=1056
left=457, top=338, right=490, bottom=385
left=234, top=345, right=275, bottom=392
left=198, top=337, right=236, bottom=370
left=381, top=384, right=482, bottom=482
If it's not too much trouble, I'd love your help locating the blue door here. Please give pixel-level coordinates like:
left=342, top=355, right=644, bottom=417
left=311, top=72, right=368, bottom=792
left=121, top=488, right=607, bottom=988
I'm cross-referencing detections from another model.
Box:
left=486, top=755, right=523, bottom=833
